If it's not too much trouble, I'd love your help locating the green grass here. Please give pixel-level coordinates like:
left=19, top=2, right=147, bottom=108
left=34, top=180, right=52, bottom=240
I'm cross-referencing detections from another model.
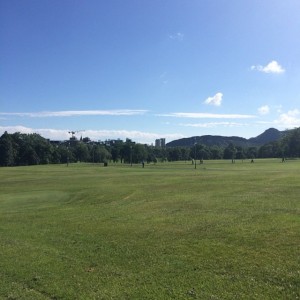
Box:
left=0, top=160, right=299, bottom=299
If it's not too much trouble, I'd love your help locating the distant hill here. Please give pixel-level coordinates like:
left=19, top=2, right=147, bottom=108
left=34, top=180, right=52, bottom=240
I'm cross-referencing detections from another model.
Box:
left=166, top=128, right=284, bottom=148
left=248, top=128, right=283, bottom=145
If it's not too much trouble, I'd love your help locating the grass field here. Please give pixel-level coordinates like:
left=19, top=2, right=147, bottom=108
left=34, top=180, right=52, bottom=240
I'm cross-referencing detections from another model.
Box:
left=0, top=160, right=299, bottom=299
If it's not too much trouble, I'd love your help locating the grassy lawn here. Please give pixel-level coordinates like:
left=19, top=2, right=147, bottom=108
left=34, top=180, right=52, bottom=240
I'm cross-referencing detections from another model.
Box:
left=0, top=160, right=299, bottom=299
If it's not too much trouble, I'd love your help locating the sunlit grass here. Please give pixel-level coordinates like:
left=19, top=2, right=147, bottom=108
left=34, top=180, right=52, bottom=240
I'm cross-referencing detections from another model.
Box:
left=0, top=160, right=299, bottom=299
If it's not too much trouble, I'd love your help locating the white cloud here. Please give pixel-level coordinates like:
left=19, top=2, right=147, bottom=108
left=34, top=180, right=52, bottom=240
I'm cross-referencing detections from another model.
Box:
left=169, top=32, right=184, bottom=41
left=275, top=105, right=283, bottom=113
left=0, top=126, right=71, bottom=140
left=251, top=60, right=285, bottom=74
left=0, top=126, right=184, bottom=145
left=0, top=109, right=148, bottom=118
left=204, top=92, right=223, bottom=106
left=275, top=109, right=300, bottom=128
left=258, top=105, right=270, bottom=115
left=257, top=109, right=300, bottom=129
left=157, top=112, right=256, bottom=119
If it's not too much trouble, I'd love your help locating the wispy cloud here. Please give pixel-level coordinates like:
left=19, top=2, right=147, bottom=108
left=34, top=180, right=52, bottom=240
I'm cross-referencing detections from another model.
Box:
left=251, top=60, right=285, bottom=74
left=179, top=122, right=249, bottom=128
left=258, top=105, right=270, bottom=115
left=0, top=126, right=184, bottom=144
left=0, top=109, right=148, bottom=118
left=159, top=72, right=168, bottom=84
left=204, top=92, right=223, bottom=106
left=169, top=32, right=184, bottom=41
left=157, top=112, right=256, bottom=119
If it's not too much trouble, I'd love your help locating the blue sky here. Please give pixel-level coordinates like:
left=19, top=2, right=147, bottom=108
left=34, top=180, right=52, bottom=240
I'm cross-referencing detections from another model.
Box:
left=1, top=0, right=300, bottom=144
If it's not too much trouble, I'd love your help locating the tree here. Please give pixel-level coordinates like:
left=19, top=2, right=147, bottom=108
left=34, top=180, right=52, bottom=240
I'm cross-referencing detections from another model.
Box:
left=223, top=143, right=237, bottom=160
left=196, top=144, right=211, bottom=160
left=157, top=147, right=167, bottom=162
left=51, top=146, right=62, bottom=164
left=57, top=145, right=71, bottom=164
left=132, top=144, right=147, bottom=163
left=120, top=140, right=133, bottom=164
left=180, top=147, right=191, bottom=162
left=110, top=141, right=123, bottom=163
left=284, top=128, right=300, bottom=157
left=258, top=142, right=278, bottom=158
left=21, top=144, right=40, bottom=165
left=246, top=147, right=258, bottom=159
left=210, top=146, right=223, bottom=159
left=236, top=146, right=246, bottom=160
left=167, top=147, right=182, bottom=161
left=0, top=132, right=15, bottom=166
left=93, top=145, right=111, bottom=163
left=30, top=134, right=53, bottom=164
left=75, top=142, right=90, bottom=162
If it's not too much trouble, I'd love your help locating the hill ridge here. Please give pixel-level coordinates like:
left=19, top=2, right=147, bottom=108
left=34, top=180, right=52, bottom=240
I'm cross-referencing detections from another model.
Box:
left=166, top=128, right=283, bottom=148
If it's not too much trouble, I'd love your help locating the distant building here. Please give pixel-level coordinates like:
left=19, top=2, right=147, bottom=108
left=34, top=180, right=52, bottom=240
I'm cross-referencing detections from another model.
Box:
left=155, top=138, right=166, bottom=148
left=49, top=140, right=62, bottom=146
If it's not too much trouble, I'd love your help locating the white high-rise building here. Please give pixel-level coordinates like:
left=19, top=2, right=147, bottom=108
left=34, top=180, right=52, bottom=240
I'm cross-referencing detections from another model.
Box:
left=155, top=138, right=166, bottom=148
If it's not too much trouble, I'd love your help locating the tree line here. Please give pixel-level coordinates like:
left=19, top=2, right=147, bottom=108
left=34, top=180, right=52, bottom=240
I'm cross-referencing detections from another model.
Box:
left=0, top=128, right=300, bottom=167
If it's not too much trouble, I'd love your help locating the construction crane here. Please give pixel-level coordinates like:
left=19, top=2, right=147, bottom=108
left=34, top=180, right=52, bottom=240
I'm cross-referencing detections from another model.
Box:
left=68, top=130, right=84, bottom=139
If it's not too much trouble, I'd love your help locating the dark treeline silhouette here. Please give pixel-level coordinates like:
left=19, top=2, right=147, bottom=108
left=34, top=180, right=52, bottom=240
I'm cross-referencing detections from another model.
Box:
left=0, top=128, right=300, bottom=167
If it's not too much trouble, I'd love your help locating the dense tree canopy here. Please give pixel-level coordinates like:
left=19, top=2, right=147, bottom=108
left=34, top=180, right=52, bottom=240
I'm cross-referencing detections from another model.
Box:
left=1, top=128, right=300, bottom=167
